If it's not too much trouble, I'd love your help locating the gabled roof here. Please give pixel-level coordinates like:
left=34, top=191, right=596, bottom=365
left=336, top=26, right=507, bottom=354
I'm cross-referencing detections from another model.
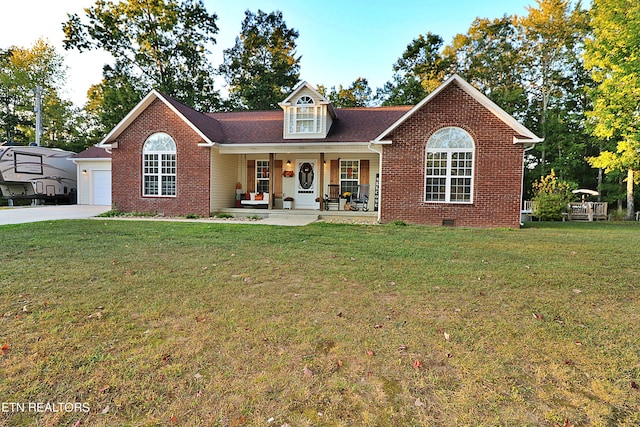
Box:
left=278, top=81, right=337, bottom=119
left=71, top=145, right=111, bottom=160
left=99, top=90, right=226, bottom=146
left=207, top=106, right=410, bottom=144
left=374, top=74, right=543, bottom=145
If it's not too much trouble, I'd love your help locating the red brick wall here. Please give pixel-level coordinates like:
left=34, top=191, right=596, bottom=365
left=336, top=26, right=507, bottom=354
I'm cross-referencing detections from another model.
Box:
left=381, top=83, right=525, bottom=228
left=111, top=98, right=211, bottom=216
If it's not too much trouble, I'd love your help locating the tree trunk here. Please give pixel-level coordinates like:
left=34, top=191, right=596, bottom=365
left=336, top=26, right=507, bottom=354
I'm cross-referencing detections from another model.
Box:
left=626, top=168, right=635, bottom=220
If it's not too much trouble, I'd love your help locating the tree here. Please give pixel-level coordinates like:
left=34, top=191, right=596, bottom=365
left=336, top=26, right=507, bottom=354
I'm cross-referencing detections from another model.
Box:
left=378, top=33, right=450, bottom=106
left=219, top=9, right=300, bottom=110
left=445, top=16, right=528, bottom=118
left=317, top=77, right=373, bottom=108
left=518, top=0, right=592, bottom=182
left=63, top=0, right=221, bottom=124
left=85, top=64, right=146, bottom=137
left=531, top=170, right=573, bottom=220
left=0, top=39, right=83, bottom=148
left=585, top=0, right=640, bottom=219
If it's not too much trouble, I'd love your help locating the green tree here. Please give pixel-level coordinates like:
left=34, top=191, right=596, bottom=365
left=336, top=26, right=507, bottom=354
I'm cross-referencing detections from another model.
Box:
left=585, top=0, right=640, bottom=219
left=219, top=9, right=300, bottom=110
left=445, top=16, right=528, bottom=118
left=0, top=39, right=84, bottom=149
left=85, top=64, right=146, bottom=138
left=317, top=77, right=373, bottom=108
left=518, top=0, right=592, bottom=182
left=63, top=0, right=221, bottom=128
left=378, top=33, right=450, bottom=106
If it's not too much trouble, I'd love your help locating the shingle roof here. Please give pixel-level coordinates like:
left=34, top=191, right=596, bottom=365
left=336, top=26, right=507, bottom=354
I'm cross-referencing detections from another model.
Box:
left=203, top=106, right=412, bottom=144
left=71, top=145, right=111, bottom=159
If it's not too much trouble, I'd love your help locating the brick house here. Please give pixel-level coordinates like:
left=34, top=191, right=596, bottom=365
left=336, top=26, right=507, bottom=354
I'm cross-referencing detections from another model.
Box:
left=99, top=74, right=541, bottom=227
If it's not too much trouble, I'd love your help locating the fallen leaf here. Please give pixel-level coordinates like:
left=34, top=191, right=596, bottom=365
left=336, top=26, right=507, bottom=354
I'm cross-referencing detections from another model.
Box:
left=414, top=398, right=424, bottom=407
left=631, top=381, right=639, bottom=390
left=366, top=350, right=375, bottom=356
left=170, top=415, right=177, bottom=423
left=574, top=341, right=583, bottom=346
left=572, top=288, right=582, bottom=294
left=230, top=415, right=245, bottom=427
left=1, top=342, right=9, bottom=355
left=101, top=405, right=110, bottom=414
left=336, top=360, right=343, bottom=368
left=443, top=332, right=450, bottom=341
left=303, top=365, right=314, bottom=377
left=533, top=313, right=543, bottom=320
left=413, top=359, right=423, bottom=368
left=374, top=324, right=383, bottom=329
left=99, top=385, right=110, bottom=393
left=398, top=344, right=408, bottom=352
left=195, top=316, right=206, bottom=323
left=124, top=270, right=131, bottom=276
left=194, top=373, right=202, bottom=379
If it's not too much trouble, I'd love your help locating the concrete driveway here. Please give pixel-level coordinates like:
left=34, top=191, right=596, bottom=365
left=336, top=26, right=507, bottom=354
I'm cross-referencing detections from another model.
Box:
left=0, top=205, right=111, bottom=226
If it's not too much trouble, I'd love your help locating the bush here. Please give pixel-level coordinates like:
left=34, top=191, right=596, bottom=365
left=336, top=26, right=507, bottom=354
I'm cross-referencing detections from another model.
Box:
left=532, top=170, right=572, bottom=221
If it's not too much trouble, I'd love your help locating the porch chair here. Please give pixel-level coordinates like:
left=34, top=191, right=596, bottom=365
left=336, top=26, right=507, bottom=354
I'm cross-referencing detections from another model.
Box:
left=351, top=184, right=370, bottom=211
left=324, top=184, right=340, bottom=210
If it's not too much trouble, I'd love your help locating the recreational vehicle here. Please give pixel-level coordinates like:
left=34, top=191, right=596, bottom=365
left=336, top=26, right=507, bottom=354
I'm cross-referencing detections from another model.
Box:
left=0, top=144, right=77, bottom=203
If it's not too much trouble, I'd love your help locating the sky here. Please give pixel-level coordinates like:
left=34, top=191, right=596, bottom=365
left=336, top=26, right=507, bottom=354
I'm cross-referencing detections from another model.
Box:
left=1, top=0, right=540, bottom=107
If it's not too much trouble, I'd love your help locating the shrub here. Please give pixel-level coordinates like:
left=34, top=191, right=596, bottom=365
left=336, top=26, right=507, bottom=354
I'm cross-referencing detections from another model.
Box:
left=531, top=170, right=572, bottom=221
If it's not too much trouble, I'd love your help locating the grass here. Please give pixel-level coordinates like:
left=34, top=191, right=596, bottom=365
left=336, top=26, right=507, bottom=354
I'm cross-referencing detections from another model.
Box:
left=0, top=219, right=639, bottom=426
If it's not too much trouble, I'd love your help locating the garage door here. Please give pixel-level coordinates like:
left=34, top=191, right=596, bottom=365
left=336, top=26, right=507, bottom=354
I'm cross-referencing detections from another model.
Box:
left=92, top=170, right=112, bottom=206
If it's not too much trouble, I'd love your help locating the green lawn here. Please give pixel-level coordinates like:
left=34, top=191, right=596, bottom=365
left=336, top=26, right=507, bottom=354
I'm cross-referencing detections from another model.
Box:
left=1, top=220, right=639, bottom=426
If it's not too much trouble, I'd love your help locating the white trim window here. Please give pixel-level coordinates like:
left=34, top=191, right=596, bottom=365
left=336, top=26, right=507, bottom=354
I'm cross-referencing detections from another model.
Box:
left=143, top=132, right=176, bottom=197
left=288, top=96, right=320, bottom=134
left=340, top=159, right=359, bottom=195
left=256, top=160, right=270, bottom=193
left=425, top=127, right=474, bottom=203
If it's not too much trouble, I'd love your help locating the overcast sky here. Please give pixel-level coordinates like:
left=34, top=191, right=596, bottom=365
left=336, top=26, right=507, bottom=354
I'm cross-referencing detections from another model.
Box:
left=2, top=0, right=542, bottom=107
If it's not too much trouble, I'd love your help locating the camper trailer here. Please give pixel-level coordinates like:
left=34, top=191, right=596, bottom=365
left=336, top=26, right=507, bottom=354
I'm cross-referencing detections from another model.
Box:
left=0, top=144, right=77, bottom=203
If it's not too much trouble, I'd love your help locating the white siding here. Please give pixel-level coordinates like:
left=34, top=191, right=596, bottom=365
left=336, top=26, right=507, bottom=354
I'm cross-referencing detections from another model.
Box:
left=75, top=159, right=112, bottom=206
left=209, top=149, right=238, bottom=212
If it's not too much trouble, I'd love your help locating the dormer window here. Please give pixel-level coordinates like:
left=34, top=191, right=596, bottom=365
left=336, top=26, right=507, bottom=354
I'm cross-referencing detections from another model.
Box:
left=280, top=81, right=336, bottom=139
left=287, top=95, right=322, bottom=134
left=295, top=96, right=316, bottom=133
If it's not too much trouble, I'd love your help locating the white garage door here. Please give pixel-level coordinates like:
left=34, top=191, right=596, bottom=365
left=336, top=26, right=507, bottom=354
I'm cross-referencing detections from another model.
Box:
left=92, top=170, right=112, bottom=206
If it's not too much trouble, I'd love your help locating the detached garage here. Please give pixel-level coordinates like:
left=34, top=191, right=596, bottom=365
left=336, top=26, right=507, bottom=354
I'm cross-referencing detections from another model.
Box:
left=71, top=146, right=112, bottom=206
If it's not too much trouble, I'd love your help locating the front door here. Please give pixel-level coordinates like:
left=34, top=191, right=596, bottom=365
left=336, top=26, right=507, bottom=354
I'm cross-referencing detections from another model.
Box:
left=295, top=159, right=317, bottom=209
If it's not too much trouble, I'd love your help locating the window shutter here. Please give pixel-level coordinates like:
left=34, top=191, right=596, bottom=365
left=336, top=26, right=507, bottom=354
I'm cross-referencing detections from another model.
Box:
left=274, top=160, right=283, bottom=197
left=247, top=160, right=255, bottom=192
left=330, top=160, right=339, bottom=184
left=360, top=160, right=369, bottom=184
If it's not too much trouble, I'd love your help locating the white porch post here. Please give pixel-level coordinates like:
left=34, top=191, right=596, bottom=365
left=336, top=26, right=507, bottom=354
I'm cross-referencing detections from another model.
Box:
left=368, top=143, right=383, bottom=223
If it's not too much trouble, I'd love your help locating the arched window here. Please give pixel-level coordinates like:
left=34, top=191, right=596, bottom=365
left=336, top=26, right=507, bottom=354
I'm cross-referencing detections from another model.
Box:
left=142, top=132, right=176, bottom=196
left=425, top=127, right=474, bottom=203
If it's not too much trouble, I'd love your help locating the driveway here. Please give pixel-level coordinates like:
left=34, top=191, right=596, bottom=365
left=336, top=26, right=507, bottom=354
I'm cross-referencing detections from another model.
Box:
left=0, top=205, right=111, bottom=226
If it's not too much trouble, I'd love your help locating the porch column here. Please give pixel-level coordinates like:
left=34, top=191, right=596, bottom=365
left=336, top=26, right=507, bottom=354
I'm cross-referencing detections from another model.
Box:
left=269, top=152, right=274, bottom=210
left=319, top=152, right=325, bottom=211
